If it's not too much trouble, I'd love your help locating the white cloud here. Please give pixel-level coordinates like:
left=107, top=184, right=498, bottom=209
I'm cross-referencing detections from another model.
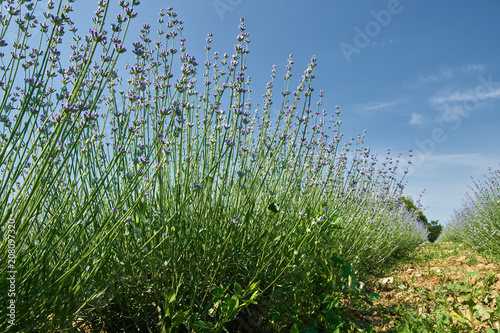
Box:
left=356, top=99, right=403, bottom=113
left=365, top=100, right=400, bottom=110
left=428, top=77, right=500, bottom=122
left=430, top=86, right=500, bottom=105
left=419, top=69, right=454, bottom=84
left=462, top=64, right=485, bottom=72
left=409, top=113, right=424, bottom=125
left=380, top=39, right=400, bottom=46
left=418, top=64, right=485, bottom=84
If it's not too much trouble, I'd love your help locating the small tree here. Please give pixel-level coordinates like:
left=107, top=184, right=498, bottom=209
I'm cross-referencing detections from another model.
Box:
left=401, top=196, right=428, bottom=224
left=427, top=220, right=442, bottom=243
left=401, top=197, right=442, bottom=242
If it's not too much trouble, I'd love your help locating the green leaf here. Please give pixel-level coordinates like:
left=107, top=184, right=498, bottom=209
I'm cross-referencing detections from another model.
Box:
left=437, top=312, right=453, bottom=326
left=249, top=289, right=260, bottom=301
left=247, top=281, right=260, bottom=292
left=171, top=310, right=190, bottom=327
left=474, top=304, right=491, bottom=320
left=297, top=323, right=319, bottom=333
left=290, top=324, right=299, bottom=333
left=221, top=294, right=239, bottom=317
left=189, top=256, right=197, bottom=269
left=192, top=320, right=213, bottom=329
left=212, top=285, right=229, bottom=302
left=234, top=282, right=242, bottom=295
left=466, top=271, right=480, bottom=278
left=451, top=310, right=468, bottom=324
left=166, top=289, right=176, bottom=304
left=445, top=283, right=471, bottom=292
left=243, top=299, right=257, bottom=306
left=331, top=216, right=343, bottom=229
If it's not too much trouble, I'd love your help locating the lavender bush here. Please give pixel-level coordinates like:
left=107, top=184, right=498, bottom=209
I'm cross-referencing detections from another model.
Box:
left=0, top=1, right=427, bottom=331
left=440, top=166, right=500, bottom=255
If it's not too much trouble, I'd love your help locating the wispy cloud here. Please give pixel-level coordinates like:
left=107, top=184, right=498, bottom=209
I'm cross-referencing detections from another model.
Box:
left=418, top=64, right=485, bottom=84
left=430, top=85, right=500, bottom=105
left=409, top=113, right=425, bottom=125
left=365, top=100, right=400, bottom=110
left=429, top=75, right=500, bottom=124
left=372, top=39, right=401, bottom=47
left=356, top=99, right=403, bottom=113
left=429, top=80, right=500, bottom=122
left=419, top=69, right=454, bottom=84
left=463, top=64, right=486, bottom=72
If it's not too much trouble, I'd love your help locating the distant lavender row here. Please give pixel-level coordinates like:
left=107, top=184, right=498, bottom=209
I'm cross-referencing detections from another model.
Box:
left=440, top=166, right=500, bottom=254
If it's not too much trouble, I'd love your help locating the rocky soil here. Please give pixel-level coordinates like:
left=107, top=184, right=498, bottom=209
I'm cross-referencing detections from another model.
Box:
left=359, top=242, right=500, bottom=332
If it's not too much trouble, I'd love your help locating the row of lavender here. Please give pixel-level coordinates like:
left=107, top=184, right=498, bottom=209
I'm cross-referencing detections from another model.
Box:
left=440, top=167, right=500, bottom=255
left=0, top=1, right=427, bottom=330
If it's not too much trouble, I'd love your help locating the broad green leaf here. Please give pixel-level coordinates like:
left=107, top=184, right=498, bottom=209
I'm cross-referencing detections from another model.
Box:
left=171, top=310, right=190, bottom=327
left=212, top=285, right=229, bottom=301
left=290, top=324, right=299, bottom=333
left=247, top=281, right=260, bottom=291
left=451, top=310, right=468, bottom=324
left=234, top=282, right=242, bottom=295
left=474, top=304, right=491, bottom=320
left=243, top=299, right=257, bottom=306
left=437, top=312, right=453, bottom=326
left=466, top=271, right=480, bottom=278
left=221, top=294, right=239, bottom=317
left=249, top=289, right=260, bottom=301
left=166, top=289, right=176, bottom=304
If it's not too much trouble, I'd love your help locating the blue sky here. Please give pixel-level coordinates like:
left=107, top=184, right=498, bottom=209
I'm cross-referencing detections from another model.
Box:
left=71, top=0, right=500, bottom=224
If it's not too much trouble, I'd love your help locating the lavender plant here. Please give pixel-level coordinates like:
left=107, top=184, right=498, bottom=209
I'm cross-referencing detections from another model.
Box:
left=0, top=1, right=427, bottom=331
left=440, top=166, right=500, bottom=255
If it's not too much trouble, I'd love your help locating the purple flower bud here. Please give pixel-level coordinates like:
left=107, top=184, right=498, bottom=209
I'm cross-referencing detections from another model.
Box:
left=125, top=7, right=138, bottom=18
left=114, top=43, right=127, bottom=53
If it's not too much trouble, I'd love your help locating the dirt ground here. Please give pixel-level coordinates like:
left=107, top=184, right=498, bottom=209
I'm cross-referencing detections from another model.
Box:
left=359, top=242, right=500, bottom=332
